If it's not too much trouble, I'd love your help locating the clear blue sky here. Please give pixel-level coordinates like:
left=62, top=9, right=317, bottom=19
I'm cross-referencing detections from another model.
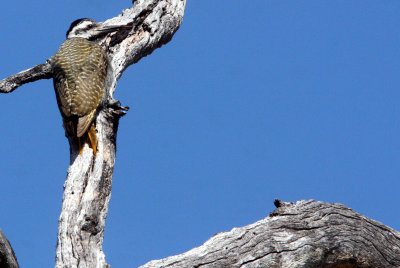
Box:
left=0, top=1, right=399, bottom=267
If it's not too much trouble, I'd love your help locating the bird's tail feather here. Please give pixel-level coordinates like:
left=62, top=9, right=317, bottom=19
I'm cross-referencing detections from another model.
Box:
left=87, top=123, right=98, bottom=154
left=77, top=123, right=98, bottom=155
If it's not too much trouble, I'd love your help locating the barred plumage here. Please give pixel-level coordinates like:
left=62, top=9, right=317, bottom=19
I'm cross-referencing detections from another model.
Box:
left=51, top=19, right=116, bottom=154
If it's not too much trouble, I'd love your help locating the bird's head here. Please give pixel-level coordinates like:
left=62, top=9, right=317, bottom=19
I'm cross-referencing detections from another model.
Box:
left=66, top=18, right=122, bottom=39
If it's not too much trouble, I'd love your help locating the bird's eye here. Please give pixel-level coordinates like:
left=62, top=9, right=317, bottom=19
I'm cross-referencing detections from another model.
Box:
left=87, top=24, right=94, bottom=29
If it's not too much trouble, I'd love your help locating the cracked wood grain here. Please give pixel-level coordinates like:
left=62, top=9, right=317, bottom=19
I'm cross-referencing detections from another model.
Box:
left=3, top=1, right=399, bottom=268
left=0, top=0, right=186, bottom=267
left=55, top=1, right=186, bottom=267
left=139, top=200, right=400, bottom=268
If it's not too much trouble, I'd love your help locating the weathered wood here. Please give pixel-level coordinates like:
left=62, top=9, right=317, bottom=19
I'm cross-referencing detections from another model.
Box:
left=55, top=1, right=186, bottom=267
left=0, top=0, right=186, bottom=267
left=1, top=199, right=399, bottom=267
left=140, top=200, right=400, bottom=268
left=3, top=1, right=399, bottom=268
left=0, top=62, right=52, bottom=93
left=0, top=230, right=19, bottom=268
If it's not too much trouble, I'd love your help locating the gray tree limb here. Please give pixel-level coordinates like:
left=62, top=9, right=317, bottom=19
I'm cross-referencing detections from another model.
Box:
left=55, top=1, right=186, bottom=267
left=0, top=230, right=19, bottom=268
left=140, top=200, right=400, bottom=268
left=0, top=62, right=52, bottom=93
left=0, top=0, right=186, bottom=267
left=1, top=199, right=399, bottom=268
left=2, top=1, right=399, bottom=268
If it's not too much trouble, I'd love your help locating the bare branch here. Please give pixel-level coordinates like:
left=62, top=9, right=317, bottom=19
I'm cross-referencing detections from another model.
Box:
left=1, top=0, right=186, bottom=265
left=5, top=1, right=398, bottom=268
left=0, top=62, right=52, bottom=93
left=54, top=1, right=186, bottom=267
left=0, top=229, right=19, bottom=268
left=140, top=200, right=400, bottom=268
left=0, top=0, right=186, bottom=95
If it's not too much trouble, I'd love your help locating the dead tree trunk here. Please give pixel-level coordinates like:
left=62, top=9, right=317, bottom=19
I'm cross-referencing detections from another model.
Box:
left=0, top=0, right=186, bottom=267
left=1, top=2, right=399, bottom=268
left=0, top=199, right=399, bottom=267
left=139, top=199, right=400, bottom=268
left=0, top=230, right=19, bottom=268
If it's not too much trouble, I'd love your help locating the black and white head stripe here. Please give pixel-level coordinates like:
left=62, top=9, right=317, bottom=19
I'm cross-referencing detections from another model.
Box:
left=66, top=18, right=95, bottom=38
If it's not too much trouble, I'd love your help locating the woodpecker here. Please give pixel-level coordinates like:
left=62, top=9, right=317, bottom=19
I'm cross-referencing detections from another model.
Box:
left=51, top=18, right=121, bottom=154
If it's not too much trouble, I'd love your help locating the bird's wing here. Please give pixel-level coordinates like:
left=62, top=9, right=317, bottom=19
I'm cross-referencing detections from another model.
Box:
left=53, top=63, right=74, bottom=118
left=77, top=109, right=97, bottom=138
left=73, top=44, right=107, bottom=137
left=52, top=39, right=107, bottom=137
left=71, top=44, right=107, bottom=117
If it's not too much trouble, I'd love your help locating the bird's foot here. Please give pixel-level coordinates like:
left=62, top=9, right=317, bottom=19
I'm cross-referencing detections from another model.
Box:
left=107, top=98, right=130, bottom=117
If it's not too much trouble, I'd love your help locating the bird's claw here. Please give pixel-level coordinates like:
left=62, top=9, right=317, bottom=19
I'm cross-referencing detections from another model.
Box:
left=108, top=98, right=130, bottom=117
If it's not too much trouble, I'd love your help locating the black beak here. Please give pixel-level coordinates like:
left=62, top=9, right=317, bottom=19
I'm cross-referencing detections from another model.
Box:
left=97, top=24, right=130, bottom=34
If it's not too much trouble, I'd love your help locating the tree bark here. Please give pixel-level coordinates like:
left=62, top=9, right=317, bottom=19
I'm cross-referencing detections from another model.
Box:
left=139, top=199, right=400, bottom=268
left=1, top=1, right=399, bottom=268
left=0, top=0, right=186, bottom=267
left=55, top=1, right=186, bottom=267
left=0, top=230, right=19, bottom=268
left=0, top=199, right=399, bottom=267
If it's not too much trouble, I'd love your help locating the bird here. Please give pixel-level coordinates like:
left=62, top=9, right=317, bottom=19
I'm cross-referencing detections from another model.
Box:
left=51, top=18, right=122, bottom=155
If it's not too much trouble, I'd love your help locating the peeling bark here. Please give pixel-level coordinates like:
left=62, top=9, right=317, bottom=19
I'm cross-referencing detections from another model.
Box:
left=2, top=1, right=399, bottom=268
left=55, top=1, right=186, bottom=267
left=140, top=200, right=400, bottom=268
left=1, top=200, right=399, bottom=268
left=0, top=0, right=186, bottom=267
